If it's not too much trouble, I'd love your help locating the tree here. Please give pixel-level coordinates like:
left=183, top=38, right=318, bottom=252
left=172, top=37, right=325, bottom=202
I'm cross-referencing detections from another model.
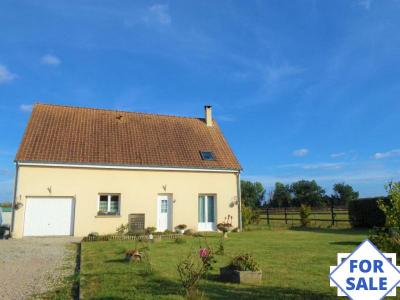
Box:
left=290, top=180, right=326, bottom=207
left=0, top=202, right=12, bottom=208
left=270, top=182, right=292, bottom=207
left=241, top=180, right=266, bottom=208
left=332, top=183, right=359, bottom=206
left=378, top=182, right=400, bottom=228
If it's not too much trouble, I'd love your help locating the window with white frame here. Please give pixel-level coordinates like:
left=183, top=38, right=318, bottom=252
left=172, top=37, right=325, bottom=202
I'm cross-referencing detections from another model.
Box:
left=98, top=194, right=120, bottom=215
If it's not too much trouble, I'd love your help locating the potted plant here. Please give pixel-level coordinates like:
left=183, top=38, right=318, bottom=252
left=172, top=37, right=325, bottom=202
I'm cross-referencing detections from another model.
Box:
left=220, top=253, right=262, bottom=285
left=175, top=224, right=187, bottom=234
left=217, top=215, right=233, bottom=238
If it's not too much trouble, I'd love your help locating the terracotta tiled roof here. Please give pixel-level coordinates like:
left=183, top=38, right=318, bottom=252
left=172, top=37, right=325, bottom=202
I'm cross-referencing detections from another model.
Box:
left=16, top=104, right=241, bottom=170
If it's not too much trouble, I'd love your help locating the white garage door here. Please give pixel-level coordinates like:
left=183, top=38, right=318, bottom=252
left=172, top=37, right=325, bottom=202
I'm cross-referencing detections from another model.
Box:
left=24, top=197, right=74, bottom=236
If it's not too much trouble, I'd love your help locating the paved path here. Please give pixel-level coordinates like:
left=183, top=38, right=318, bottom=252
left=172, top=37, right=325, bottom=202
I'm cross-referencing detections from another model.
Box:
left=0, top=237, right=79, bottom=300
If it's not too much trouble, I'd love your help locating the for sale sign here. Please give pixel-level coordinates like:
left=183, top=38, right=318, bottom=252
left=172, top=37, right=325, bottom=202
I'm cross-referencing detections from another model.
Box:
left=330, top=239, right=400, bottom=299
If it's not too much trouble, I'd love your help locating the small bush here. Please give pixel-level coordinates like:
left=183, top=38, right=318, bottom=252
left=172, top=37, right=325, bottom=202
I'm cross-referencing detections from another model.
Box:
left=164, top=229, right=174, bottom=234
left=369, top=227, right=400, bottom=262
left=145, top=227, right=157, bottom=234
left=348, top=198, right=388, bottom=228
left=228, top=253, right=260, bottom=272
left=175, top=237, right=186, bottom=244
left=177, top=249, right=215, bottom=299
left=299, top=204, right=311, bottom=227
left=242, top=205, right=260, bottom=227
left=116, top=224, right=128, bottom=235
left=184, top=229, right=194, bottom=236
left=193, top=232, right=203, bottom=238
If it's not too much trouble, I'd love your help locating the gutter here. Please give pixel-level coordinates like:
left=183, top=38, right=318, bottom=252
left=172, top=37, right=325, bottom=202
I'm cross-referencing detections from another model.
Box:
left=237, top=172, right=242, bottom=231
left=10, top=162, right=19, bottom=235
left=17, top=161, right=240, bottom=173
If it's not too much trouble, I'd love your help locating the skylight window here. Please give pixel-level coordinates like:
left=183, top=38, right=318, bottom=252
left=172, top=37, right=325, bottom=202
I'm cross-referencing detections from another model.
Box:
left=200, top=151, right=215, bottom=161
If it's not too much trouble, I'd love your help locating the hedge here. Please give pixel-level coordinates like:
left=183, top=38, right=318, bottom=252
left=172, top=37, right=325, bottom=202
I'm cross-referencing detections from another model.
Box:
left=348, top=197, right=389, bottom=228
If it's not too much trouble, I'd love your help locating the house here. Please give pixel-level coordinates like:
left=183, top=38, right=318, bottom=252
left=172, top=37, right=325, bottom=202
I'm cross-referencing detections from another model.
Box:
left=11, top=104, right=242, bottom=238
left=0, top=207, right=12, bottom=227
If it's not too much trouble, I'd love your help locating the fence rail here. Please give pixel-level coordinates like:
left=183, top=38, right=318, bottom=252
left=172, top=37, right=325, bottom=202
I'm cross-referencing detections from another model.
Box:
left=257, top=206, right=350, bottom=226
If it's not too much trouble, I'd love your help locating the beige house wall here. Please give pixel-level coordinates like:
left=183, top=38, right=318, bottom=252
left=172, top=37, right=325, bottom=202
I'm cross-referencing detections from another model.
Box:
left=12, top=165, right=239, bottom=238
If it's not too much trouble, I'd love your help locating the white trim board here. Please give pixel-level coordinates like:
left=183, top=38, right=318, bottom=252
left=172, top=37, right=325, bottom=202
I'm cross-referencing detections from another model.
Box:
left=17, top=161, right=240, bottom=173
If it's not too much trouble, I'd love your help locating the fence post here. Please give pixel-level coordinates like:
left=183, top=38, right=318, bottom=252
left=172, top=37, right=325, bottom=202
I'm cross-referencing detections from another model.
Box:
left=284, top=207, right=288, bottom=225
left=331, top=205, right=335, bottom=226
left=266, top=207, right=270, bottom=225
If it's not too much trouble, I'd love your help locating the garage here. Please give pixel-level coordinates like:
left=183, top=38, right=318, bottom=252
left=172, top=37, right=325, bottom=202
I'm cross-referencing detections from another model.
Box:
left=23, top=197, right=75, bottom=236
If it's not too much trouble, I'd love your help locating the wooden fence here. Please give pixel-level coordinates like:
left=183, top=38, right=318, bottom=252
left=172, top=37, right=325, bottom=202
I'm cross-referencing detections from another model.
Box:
left=257, top=206, right=350, bottom=226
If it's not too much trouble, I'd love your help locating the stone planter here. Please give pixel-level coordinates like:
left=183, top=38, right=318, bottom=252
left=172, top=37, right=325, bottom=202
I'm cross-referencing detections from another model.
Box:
left=220, top=267, right=262, bottom=285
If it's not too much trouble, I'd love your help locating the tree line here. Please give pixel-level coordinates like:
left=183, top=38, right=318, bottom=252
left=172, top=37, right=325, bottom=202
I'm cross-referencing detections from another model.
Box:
left=241, top=180, right=359, bottom=208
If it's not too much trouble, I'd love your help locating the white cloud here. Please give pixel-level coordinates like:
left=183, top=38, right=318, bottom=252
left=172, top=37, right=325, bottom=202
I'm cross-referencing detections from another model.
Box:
left=41, top=54, right=61, bottom=66
left=330, top=152, right=347, bottom=158
left=0, top=65, right=17, bottom=84
left=265, top=64, right=304, bottom=82
left=147, top=4, right=171, bottom=25
left=292, top=148, right=309, bottom=157
left=20, top=104, right=33, bottom=112
left=373, top=149, right=400, bottom=159
left=358, top=0, right=373, bottom=10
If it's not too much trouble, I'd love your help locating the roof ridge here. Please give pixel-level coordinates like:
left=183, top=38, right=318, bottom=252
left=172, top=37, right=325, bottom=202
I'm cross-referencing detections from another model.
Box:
left=34, top=102, right=205, bottom=121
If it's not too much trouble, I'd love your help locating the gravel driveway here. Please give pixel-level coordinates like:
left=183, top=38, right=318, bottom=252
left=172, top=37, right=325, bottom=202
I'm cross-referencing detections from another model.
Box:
left=0, top=237, right=80, bottom=300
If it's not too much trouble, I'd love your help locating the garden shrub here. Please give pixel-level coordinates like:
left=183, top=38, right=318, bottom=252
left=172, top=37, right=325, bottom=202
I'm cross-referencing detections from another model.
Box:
left=184, top=229, right=194, bottom=236
left=369, top=227, right=400, bottom=262
left=299, top=204, right=311, bottom=227
left=241, top=205, right=260, bottom=227
left=145, top=227, right=157, bottom=235
left=177, top=247, right=215, bottom=299
left=348, top=197, right=389, bottom=228
left=116, top=224, right=128, bottom=235
left=163, top=229, right=174, bottom=234
left=368, top=183, right=400, bottom=261
left=228, top=253, right=260, bottom=272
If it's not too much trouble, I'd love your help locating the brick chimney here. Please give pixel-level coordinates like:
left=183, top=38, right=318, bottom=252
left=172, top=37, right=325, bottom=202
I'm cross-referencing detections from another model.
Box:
left=204, top=105, right=212, bottom=127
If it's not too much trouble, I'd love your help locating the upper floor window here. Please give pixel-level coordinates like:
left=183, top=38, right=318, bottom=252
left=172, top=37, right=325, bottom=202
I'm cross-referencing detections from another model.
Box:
left=98, top=194, right=120, bottom=215
left=200, top=151, right=215, bottom=161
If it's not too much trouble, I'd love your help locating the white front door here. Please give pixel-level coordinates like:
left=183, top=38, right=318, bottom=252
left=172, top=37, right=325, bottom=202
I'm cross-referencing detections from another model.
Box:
left=198, top=195, right=215, bottom=231
left=157, top=195, right=172, bottom=231
left=24, top=197, right=74, bottom=236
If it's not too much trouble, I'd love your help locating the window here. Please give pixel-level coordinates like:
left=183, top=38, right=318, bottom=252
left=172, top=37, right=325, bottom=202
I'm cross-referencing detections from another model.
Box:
left=98, top=194, right=120, bottom=215
left=200, top=151, right=215, bottom=161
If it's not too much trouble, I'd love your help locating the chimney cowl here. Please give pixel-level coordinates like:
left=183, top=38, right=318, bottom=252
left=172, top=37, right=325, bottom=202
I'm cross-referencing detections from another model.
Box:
left=204, top=105, right=212, bottom=127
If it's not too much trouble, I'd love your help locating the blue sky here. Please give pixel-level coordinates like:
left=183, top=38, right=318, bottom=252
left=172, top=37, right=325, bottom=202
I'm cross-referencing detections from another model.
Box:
left=1, top=0, right=400, bottom=201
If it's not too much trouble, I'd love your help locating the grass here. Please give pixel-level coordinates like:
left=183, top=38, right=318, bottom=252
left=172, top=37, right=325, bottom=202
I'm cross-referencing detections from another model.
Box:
left=80, top=227, right=369, bottom=299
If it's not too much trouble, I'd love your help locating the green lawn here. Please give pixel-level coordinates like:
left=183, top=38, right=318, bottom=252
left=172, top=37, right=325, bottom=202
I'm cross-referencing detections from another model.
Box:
left=80, top=228, right=368, bottom=299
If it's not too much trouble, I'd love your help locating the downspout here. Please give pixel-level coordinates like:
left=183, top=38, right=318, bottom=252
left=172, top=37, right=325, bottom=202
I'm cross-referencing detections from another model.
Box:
left=10, top=161, right=19, bottom=236
left=236, top=172, right=242, bottom=231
